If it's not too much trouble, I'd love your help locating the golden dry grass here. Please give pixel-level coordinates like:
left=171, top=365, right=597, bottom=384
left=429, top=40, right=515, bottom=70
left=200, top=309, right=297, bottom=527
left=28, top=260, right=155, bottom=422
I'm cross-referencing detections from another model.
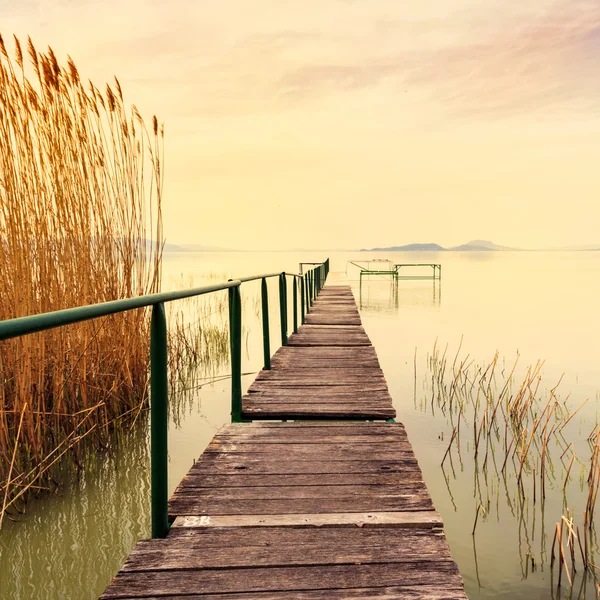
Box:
left=0, top=34, right=163, bottom=523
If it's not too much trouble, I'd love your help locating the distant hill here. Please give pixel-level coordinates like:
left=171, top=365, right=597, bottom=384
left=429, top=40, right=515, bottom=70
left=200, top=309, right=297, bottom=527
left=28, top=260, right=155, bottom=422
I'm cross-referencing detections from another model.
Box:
left=361, top=240, right=519, bottom=252
left=452, top=239, right=518, bottom=251
left=361, top=243, right=445, bottom=252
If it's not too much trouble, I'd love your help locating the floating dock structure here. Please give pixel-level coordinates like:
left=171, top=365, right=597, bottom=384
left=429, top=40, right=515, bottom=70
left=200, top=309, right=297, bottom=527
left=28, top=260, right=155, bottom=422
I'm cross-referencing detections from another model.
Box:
left=101, top=281, right=466, bottom=599
left=348, top=261, right=442, bottom=283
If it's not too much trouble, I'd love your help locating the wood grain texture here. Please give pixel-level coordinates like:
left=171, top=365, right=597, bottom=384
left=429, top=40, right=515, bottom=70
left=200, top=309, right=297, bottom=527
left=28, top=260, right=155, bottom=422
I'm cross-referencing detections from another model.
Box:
left=171, top=511, right=444, bottom=529
left=101, top=588, right=467, bottom=600
left=101, top=561, right=463, bottom=598
left=243, top=287, right=394, bottom=419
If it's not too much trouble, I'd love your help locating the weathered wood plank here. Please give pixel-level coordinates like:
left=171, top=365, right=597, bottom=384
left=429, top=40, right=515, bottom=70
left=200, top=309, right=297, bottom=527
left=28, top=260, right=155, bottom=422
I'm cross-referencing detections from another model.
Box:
left=177, top=472, right=426, bottom=488
left=171, top=483, right=429, bottom=500
left=216, top=422, right=406, bottom=436
left=288, top=339, right=372, bottom=347
left=217, top=422, right=405, bottom=430
left=188, top=457, right=421, bottom=475
left=304, top=317, right=363, bottom=325
left=121, top=529, right=450, bottom=571
left=206, top=440, right=414, bottom=453
left=172, top=511, right=443, bottom=529
left=101, top=561, right=461, bottom=598
left=242, top=408, right=396, bottom=420
left=163, top=525, right=443, bottom=546
left=102, top=587, right=467, bottom=600
left=272, top=345, right=377, bottom=354
left=255, top=369, right=386, bottom=382
left=248, top=385, right=390, bottom=395
left=168, top=496, right=434, bottom=516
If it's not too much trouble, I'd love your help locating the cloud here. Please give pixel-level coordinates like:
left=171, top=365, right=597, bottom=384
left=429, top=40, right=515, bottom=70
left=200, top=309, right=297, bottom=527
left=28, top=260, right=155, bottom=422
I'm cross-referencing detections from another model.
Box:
left=259, top=0, right=600, bottom=121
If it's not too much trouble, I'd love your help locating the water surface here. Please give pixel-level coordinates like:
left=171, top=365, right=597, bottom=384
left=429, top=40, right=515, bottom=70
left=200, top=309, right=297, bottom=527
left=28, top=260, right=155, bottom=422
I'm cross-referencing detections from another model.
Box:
left=1, top=250, right=599, bottom=599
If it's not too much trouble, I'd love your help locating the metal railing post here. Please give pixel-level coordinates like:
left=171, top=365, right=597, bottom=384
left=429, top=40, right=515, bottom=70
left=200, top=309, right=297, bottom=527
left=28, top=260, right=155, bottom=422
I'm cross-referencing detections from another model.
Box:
left=228, top=284, right=242, bottom=422
left=300, top=276, right=306, bottom=324
left=150, top=303, right=169, bottom=539
left=292, top=277, right=298, bottom=333
left=279, top=273, right=287, bottom=346
left=261, top=277, right=271, bottom=370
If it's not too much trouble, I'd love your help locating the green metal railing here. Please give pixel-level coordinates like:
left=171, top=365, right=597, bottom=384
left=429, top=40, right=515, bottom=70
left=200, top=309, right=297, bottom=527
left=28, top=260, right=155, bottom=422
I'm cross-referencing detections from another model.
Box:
left=0, top=258, right=329, bottom=538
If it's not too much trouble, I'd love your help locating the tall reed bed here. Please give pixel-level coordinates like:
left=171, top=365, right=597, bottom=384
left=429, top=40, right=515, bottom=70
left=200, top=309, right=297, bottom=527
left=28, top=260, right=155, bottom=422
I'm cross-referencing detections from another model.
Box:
left=0, top=34, right=163, bottom=524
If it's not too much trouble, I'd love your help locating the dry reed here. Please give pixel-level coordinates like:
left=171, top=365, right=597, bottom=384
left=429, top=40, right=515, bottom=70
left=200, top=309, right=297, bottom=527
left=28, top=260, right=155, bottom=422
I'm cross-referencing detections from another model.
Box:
left=423, top=340, right=598, bottom=584
left=0, top=34, right=164, bottom=524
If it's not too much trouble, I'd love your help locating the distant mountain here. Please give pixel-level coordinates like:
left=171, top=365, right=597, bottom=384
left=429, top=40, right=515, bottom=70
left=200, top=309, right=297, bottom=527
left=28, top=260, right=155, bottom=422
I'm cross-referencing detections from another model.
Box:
left=361, top=240, right=519, bottom=252
left=361, top=243, right=445, bottom=252
left=450, top=244, right=495, bottom=251
left=452, top=239, right=518, bottom=251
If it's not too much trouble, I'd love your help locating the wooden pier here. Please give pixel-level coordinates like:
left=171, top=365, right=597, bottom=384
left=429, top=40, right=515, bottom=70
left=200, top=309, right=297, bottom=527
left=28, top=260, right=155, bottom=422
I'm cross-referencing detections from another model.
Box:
left=101, top=284, right=467, bottom=599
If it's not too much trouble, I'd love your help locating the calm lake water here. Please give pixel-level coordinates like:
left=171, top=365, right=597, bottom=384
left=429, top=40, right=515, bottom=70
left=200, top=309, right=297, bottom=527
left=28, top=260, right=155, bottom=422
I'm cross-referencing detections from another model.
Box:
left=1, top=250, right=599, bottom=599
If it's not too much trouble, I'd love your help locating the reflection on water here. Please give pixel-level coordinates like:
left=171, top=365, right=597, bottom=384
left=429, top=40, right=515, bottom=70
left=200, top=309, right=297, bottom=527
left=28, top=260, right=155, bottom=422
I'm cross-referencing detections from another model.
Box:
left=0, top=424, right=151, bottom=599
left=2, top=251, right=600, bottom=599
left=358, top=277, right=441, bottom=312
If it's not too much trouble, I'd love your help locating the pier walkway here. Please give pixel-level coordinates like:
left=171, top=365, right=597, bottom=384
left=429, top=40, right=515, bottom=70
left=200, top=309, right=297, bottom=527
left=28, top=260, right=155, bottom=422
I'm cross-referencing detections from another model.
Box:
left=101, top=283, right=467, bottom=599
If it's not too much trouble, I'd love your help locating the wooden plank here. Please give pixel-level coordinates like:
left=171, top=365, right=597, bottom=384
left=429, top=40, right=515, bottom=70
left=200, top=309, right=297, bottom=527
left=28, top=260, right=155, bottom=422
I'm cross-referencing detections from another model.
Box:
left=200, top=446, right=413, bottom=460
left=210, top=432, right=409, bottom=443
left=100, top=561, right=462, bottom=598
left=213, top=433, right=407, bottom=443
left=177, top=472, right=426, bottom=488
left=205, top=441, right=414, bottom=453
left=188, top=457, right=420, bottom=475
left=255, top=369, right=386, bottom=382
left=102, top=587, right=467, bottom=600
left=171, top=484, right=428, bottom=500
left=269, top=360, right=382, bottom=368
left=217, top=421, right=404, bottom=429
left=242, top=407, right=396, bottom=420
left=270, top=346, right=378, bottom=359
left=271, top=346, right=377, bottom=361
left=121, top=529, right=450, bottom=571
left=298, top=325, right=366, bottom=331
left=172, top=511, right=442, bottom=529
left=168, top=496, right=434, bottom=516
left=248, top=383, right=390, bottom=392
left=245, top=398, right=392, bottom=409
left=288, top=339, right=372, bottom=347
left=216, top=423, right=407, bottom=436
left=164, top=525, right=442, bottom=546
left=304, top=317, right=362, bottom=325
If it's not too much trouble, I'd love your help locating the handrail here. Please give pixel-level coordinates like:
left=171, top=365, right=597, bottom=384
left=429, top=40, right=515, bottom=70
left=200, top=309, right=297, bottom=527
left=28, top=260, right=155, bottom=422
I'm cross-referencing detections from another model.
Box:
left=0, top=258, right=329, bottom=538
left=0, top=281, right=242, bottom=341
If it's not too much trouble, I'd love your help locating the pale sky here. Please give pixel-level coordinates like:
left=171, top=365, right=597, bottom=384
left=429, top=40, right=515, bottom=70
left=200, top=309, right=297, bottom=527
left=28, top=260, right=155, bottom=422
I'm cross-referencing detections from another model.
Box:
left=4, top=0, right=600, bottom=250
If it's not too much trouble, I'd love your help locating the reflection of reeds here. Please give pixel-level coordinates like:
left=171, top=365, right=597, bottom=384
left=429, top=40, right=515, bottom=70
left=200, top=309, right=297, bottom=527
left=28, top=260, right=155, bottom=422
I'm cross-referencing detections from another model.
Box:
left=423, top=340, right=597, bottom=590
left=0, top=35, right=163, bottom=523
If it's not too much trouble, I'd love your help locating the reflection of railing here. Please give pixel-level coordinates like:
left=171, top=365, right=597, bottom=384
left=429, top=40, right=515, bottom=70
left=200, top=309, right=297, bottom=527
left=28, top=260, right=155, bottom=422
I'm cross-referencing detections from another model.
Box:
left=0, top=257, right=329, bottom=538
left=359, top=273, right=441, bottom=311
